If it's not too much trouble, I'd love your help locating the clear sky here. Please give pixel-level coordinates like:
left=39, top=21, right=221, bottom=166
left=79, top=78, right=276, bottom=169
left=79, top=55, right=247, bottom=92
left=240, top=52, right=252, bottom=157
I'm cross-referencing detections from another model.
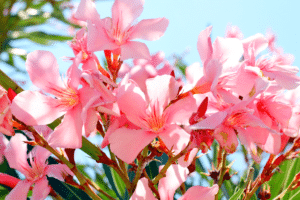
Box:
left=3, top=0, right=300, bottom=83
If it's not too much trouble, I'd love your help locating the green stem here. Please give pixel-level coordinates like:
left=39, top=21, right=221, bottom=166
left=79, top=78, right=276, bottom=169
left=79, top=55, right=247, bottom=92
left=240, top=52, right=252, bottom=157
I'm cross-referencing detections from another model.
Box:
left=131, top=147, right=149, bottom=194
left=215, top=150, right=227, bottom=200
left=13, top=117, right=101, bottom=200
left=152, top=144, right=190, bottom=185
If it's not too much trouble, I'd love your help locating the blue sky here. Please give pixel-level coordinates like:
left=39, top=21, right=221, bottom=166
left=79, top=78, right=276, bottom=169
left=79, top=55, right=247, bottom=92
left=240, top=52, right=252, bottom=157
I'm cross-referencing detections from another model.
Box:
left=4, top=0, right=300, bottom=80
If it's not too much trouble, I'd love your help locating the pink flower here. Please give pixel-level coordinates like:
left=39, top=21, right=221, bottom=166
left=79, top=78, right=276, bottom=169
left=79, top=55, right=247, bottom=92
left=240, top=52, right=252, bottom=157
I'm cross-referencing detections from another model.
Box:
left=130, top=164, right=218, bottom=200
left=4, top=134, right=72, bottom=200
left=185, top=26, right=244, bottom=97
left=11, top=50, right=91, bottom=148
left=243, top=34, right=300, bottom=90
left=118, top=51, right=174, bottom=92
left=0, top=86, right=13, bottom=136
left=225, top=24, right=244, bottom=39
left=75, top=0, right=169, bottom=60
left=103, top=75, right=197, bottom=163
left=68, top=28, right=111, bottom=78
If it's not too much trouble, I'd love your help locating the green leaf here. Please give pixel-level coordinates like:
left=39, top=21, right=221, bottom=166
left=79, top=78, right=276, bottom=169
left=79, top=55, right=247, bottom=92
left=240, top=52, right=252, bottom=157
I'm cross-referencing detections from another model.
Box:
left=0, top=159, right=19, bottom=179
left=15, top=31, right=72, bottom=45
left=269, top=156, right=300, bottom=199
left=145, top=161, right=159, bottom=180
left=228, top=186, right=245, bottom=200
left=80, top=137, right=103, bottom=162
left=95, top=173, right=118, bottom=199
left=173, top=54, right=188, bottom=76
left=17, top=14, right=48, bottom=27
left=195, top=158, right=210, bottom=182
left=0, top=185, right=9, bottom=198
left=47, top=177, right=92, bottom=200
left=103, top=164, right=127, bottom=200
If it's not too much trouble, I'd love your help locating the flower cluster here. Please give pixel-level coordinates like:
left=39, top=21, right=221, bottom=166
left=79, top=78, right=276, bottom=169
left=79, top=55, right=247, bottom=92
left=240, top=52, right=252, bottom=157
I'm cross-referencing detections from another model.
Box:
left=1, top=0, right=300, bottom=199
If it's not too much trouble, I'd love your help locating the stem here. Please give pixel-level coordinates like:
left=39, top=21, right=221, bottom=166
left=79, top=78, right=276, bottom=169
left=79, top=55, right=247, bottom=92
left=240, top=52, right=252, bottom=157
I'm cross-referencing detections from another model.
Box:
left=243, top=139, right=300, bottom=200
left=215, top=150, right=227, bottom=200
left=143, top=169, right=160, bottom=199
left=12, top=117, right=101, bottom=200
left=152, top=144, right=190, bottom=185
left=131, top=147, right=149, bottom=194
left=180, top=182, right=186, bottom=195
left=86, top=179, right=115, bottom=200
left=273, top=187, right=290, bottom=200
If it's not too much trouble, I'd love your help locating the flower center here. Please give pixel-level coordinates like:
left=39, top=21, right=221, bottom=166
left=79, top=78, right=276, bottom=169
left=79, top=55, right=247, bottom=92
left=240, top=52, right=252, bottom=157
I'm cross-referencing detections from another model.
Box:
left=146, top=103, right=166, bottom=133
left=51, top=86, right=79, bottom=110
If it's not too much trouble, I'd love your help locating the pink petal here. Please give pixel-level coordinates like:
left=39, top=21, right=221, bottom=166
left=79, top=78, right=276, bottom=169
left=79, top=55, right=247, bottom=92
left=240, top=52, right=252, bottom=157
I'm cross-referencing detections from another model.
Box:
left=185, top=62, right=203, bottom=85
left=5, top=180, right=32, bottom=200
left=67, top=53, right=82, bottom=89
left=83, top=108, right=98, bottom=137
left=259, top=132, right=282, bottom=155
left=120, top=41, right=151, bottom=60
left=129, top=64, right=157, bottom=93
left=285, top=105, right=300, bottom=137
left=109, top=128, right=156, bottom=163
left=242, top=33, right=268, bottom=57
left=31, top=177, right=51, bottom=200
left=178, top=148, right=198, bottom=167
left=0, top=134, right=8, bottom=163
left=203, top=59, right=222, bottom=91
left=48, top=105, right=83, bottom=149
left=158, top=164, right=189, bottom=200
left=117, top=81, right=148, bottom=129
left=212, top=37, right=243, bottom=66
left=5, top=134, right=31, bottom=175
left=31, top=146, right=51, bottom=166
left=130, top=177, right=156, bottom=200
left=111, top=0, right=144, bottom=31
left=47, top=164, right=73, bottom=181
left=268, top=70, right=300, bottom=90
left=190, top=111, right=227, bottom=130
left=11, top=91, right=65, bottom=125
left=197, top=26, right=213, bottom=64
left=101, top=117, right=120, bottom=149
left=87, top=21, right=119, bottom=52
left=178, top=185, right=219, bottom=200
left=214, top=125, right=239, bottom=153
left=165, top=94, right=197, bottom=125
left=146, top=75, right=180, bottom=110
left=74, top=0, right=100, bottom=22
left=26, top=50, right=65, bottom=94
left=129, top=18, right=169, bottom=41
left=159, top=124, right=190, bottom=155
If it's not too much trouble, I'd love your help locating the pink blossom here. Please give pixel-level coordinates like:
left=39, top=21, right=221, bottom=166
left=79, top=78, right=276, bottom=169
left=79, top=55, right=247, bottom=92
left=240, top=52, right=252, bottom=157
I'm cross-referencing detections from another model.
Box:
left=184, top=26, right=244, bottom=97
left=75, top=0, right=169, bottom=60
left=104, top=75, right=197, bottom=163
left=68, top=28, right=111, bottom=78
left=225, top=24, right=244, bottom=39
left=130, top=164, right=218, bottom=200
left=243, top=34, right=300, bottom=90
left=11, top=50, right=111, bottom=148
left=4, top=134, right=72, bottom=200
left=0, top=86, right=14, bottom=136
left=118, top=51, right=174, bottom=92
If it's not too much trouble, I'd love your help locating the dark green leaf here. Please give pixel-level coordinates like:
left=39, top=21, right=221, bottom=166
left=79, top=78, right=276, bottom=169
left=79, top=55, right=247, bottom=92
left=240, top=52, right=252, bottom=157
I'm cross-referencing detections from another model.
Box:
left=145, top=161, right=159, bottom=180
left=103, top=164, right=127, bottom=200
left=47, top=177, right=92, bottom=200
left=95, top=173, right=118, bottom=199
